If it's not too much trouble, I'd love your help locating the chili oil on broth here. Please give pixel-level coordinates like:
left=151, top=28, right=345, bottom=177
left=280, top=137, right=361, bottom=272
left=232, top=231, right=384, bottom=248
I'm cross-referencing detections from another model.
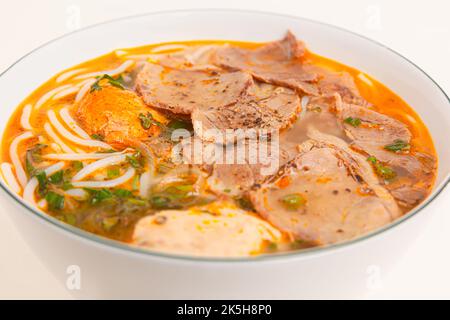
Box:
left=0, top=38, right=437, bottom=256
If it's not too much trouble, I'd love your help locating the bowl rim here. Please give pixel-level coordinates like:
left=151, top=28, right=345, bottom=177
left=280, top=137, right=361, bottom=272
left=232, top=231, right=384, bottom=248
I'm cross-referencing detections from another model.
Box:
left=1, top=8, right=449, bottom=264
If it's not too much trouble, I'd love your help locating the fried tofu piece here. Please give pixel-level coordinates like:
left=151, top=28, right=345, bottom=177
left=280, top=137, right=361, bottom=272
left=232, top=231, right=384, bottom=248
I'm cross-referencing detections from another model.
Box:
left=75, top=84, right=167, bottom=148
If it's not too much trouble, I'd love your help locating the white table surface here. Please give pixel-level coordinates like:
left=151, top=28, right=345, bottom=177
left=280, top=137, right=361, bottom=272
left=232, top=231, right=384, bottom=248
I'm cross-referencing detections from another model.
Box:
left=0, top=0, right=449, bottom=299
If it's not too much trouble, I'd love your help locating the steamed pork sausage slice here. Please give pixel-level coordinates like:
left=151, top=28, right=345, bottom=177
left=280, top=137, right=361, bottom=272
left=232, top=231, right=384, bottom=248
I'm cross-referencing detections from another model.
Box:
left=250, top=131, right=400, bottom=245
left=131, top=203, right=282, bottom=257
left=214, top=31, right=319, bottom=95
left=135, top=63, right=253, bottom=115
left=75, top=84, right=166, bottom=148
left=192, top=82, right=301, bottom=143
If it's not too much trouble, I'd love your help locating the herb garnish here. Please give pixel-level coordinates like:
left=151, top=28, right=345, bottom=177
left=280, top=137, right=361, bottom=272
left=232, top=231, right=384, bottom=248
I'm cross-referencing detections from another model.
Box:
left=139, top=112, right=162, bottom=129
left=90, top=74, right=125, bottom=93
left=344, top=117, right=362, bottom=127
left=367, top=156, right=396, bottom=180
left=280, top=193, right=306, bottom=211
left=384, top=139, right=410, bottom=152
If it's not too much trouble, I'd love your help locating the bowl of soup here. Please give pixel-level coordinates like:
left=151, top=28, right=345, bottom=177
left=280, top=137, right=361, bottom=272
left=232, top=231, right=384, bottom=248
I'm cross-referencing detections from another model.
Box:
left=0, top=9, right=448, bottom=299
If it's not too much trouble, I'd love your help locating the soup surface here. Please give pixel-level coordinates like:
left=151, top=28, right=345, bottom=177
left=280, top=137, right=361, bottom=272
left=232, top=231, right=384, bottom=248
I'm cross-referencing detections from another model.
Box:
left=0, top=32, right=437, bottom=257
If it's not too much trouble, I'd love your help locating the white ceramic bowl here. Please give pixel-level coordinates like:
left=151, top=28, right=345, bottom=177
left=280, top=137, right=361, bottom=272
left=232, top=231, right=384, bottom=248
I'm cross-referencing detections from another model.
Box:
left=0, top=9, right=449, bottom=299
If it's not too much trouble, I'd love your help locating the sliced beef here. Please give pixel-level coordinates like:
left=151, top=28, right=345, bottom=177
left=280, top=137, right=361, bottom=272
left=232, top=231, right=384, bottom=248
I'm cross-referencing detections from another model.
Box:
left=135, top=63, right=253, bottom=115
left=178, top=137, right=291, bottom=196
left=335, top=96, right=436, bottom=208
left=316, top=70, right=368, bottom=106
left=192, top=82, right=300, bottom=143
left=214, top=31, right=319, bottom=95
left=250, top=129, right=400, bottom=245
left=154, top=45, right=221, bottom=71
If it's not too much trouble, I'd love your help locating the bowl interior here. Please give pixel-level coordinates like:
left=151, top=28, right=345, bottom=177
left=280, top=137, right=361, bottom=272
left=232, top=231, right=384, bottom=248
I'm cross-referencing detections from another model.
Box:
left=0, top=9, right=448, bottom=258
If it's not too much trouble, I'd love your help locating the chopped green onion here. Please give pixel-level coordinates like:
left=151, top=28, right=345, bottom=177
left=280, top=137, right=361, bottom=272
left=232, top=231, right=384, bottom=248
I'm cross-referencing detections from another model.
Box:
left=45, top=191, right=65, bottom=210
left=126, top=151, right=143, bottom=169
left=366, top=156, right=397, bottom=180
left=384, top=139, right=410, bottom=152
left=113, top=188, right=132, bottom=198
left=73, top=161, right=84, bottom=171
left=48, top=170, right=64, bottom=184
left=90, top=74, right=125, bottom=93
left=150, top=196, right=171, bottom=209
left=107, top=167, right=120, bottom=179
left=35, top=171, right=48, bottom=197
left=280, top=193, right=306, bottom=210
left=90, top=134, right=104, bottom=141
left=84, top=188, right=113, bottom=205
left=139, top=112, right=162, bottom=129
left=344, top=117, right=362, bottom=127
left=102, top=216, right=119, bottom=231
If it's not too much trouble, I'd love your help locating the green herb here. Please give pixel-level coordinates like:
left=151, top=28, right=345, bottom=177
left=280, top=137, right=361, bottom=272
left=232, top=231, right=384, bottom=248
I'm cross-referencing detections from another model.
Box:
left=384, top=139, right=410, bottom=152
left=45, top=191, right=65, bottom=210
left=139, top=112, right=162, bottom=129
left=90, top=74, right=125, bottom=93
left=102, top=216, right=119, bottom=231
left=267, top=242, right=278, bottom=251
left=366, top=156, right=397, bottom=180
left=126, top=198, right=147, bottom=206
left=132, top=175, right=140, bottom=191
left=223, top=188, right=231, bottom=193
left=280, top=193, right=306, bottom=211
left=167, top=119, right=192, bottom=130
left=90, top=81, right=102, bottom=92
left=107, top=167, right=120, bottom=179
left=113, top=188, right=132, bottom=198
left=150, top=195, right=171, bottom=209
left=65, top=214, right=76, bottom=225
left=126, top=151, right=143, bottom=169
left=25, top=144, right=46, bottom=175
left=174, top=184, right=194, bottom=192
left=91, top=133, right=104, bottom=141
left=235, top=197, right=255, bottom=212
left=48, top=170, right=64, bottom=184
left=84, top=188, right=114, bottom=205
left=35, top=171, right=48, bottom=197
left=367, top=156, right=377, bottom=164
left=62, top=181, right=74, bottom=191
left=73, top=161, right=84, bottom=171
left=344, top=117, right=362, bottom=127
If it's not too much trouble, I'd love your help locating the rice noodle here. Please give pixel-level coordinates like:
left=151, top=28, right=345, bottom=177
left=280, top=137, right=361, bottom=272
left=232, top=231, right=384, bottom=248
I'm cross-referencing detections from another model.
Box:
left=357, top=73, right=373, bottom=86
left=72, top=154, right=130, bottom=181
left=35, top=85, right=72, bottom=109
left=123, top=54, right=158, bottom=61
left=71, top=167, right=135, bottom=188
left=20, top=104, right=33, bottom=130
left=0, top=162, right=21, bottom=193
left=150, top=44, right=188, bottom=53
left=52, top=86, right=79, bottom=100
left=56, top=68, right=88, bottom=83
left=74, top=60, right=134, bottom=80
left=59, top=107, right=90, bottom=139
left=9, top=131, right=34, bottom=187
left=138, top=171, right=152, bottom=198
left=75, top=79, right=96, bottom=103
left=44, top=123, right=74, bottom=153
left=47, top=110, right=111, bottom=149
left=23, top=162, right=65, bottom=206
left=43, top=151, right=125, bottom=161
left=65, top=188, right=88, bottom=200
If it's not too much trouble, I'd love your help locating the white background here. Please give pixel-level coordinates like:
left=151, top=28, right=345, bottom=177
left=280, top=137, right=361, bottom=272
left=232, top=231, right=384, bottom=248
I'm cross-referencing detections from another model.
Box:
left=0, top=0, right=449, bottom=299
